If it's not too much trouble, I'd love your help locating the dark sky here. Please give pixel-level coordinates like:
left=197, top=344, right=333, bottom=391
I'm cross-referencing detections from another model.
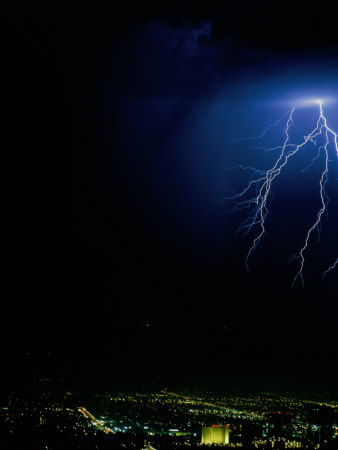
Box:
left=3, top=2, right=338, bottom=387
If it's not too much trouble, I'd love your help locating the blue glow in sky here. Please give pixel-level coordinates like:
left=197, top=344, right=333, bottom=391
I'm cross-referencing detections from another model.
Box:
left=224, top=99, right=338, bottom=288
left=97, top=18, right=338, bottom=296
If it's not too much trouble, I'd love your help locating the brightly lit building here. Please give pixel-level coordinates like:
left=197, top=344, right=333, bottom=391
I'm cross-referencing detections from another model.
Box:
left=201, top=425, right=230, bottom=444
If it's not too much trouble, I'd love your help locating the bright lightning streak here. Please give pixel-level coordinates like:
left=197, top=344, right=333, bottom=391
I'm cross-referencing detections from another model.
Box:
left=323, top=258, right=338, bottom=279
left=227, top=110, right=293, bottom=143
left=226, top=99, right=338, bottom=287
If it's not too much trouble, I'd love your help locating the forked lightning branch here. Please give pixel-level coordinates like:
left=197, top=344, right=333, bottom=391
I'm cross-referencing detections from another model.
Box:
left=226, top=100, right=338, bottom=288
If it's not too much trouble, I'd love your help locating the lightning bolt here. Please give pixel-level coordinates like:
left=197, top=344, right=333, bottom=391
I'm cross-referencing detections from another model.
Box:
left=226, top=100, right=338, bottom=288
left=322, top=258, right=338, bottom=279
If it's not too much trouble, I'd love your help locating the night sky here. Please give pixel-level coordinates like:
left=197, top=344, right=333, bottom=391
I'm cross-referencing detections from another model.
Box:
left=3, top=2, right=338, bottom=389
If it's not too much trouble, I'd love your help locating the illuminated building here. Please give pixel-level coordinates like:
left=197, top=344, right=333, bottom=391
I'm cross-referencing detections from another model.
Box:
left=201, top=425, right=230, bottom=444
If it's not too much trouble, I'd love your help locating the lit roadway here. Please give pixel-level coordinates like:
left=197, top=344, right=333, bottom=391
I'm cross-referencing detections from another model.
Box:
left=163, top=391, right=264, bottom=420
left=78, top=406, right=115, bottom=434
left=280, top=396, right=338, bottom=410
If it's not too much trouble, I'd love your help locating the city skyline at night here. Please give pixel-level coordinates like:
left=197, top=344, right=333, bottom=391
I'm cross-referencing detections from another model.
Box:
left=2, top=1, right=338, bottom=448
